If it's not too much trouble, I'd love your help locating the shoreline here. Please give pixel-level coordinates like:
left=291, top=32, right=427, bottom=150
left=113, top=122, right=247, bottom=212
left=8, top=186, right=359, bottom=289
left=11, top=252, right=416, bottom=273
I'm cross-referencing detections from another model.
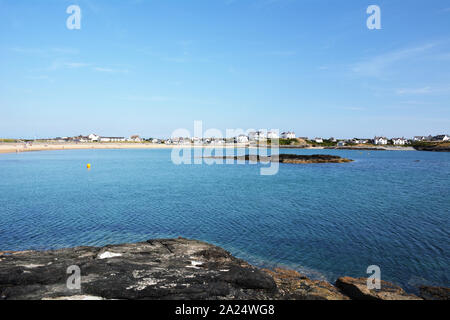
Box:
left=0, top=142, right=416, bottom=155
left=1, top=238, right=447, bottom=300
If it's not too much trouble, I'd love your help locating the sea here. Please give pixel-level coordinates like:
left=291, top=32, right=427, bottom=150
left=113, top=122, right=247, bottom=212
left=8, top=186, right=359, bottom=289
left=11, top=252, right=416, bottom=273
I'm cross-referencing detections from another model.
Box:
left=0, top=147, right=448, bottom=292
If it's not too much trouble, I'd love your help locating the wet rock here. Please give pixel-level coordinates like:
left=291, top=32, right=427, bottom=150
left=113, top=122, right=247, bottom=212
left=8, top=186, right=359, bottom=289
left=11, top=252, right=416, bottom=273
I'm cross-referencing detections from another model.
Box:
left=335, top=277, right=422, bottom=300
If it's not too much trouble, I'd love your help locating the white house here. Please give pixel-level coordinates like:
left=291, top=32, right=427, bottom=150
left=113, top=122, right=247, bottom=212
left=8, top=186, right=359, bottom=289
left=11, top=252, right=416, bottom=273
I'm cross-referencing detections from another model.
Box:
left=248, top=131, right=266, bottom=141
left=267, top=131, right=279, bottom=139
left=100, top=137, right=125, bottom=142
left=353, top=138, right=369, bottom=144
left=392, top=138, right=408, bottom=145
left=151, top=139, right=160, bottom=144
left=314, top=137, right=323, bottom=143
left=280, top=132, right=296, bottom=139
left=413, top=136, right=427, bottom=142
left=236, top=135, right=249, bottom=143
left=337, top=141, right=346, bottom=147
left=88, top=134, right=100, bottom=142
left=432, top=134, right=450, bottom=142
left=128, top=135, right=142, bottom=142
left=373, top=137, right=388, bottom=145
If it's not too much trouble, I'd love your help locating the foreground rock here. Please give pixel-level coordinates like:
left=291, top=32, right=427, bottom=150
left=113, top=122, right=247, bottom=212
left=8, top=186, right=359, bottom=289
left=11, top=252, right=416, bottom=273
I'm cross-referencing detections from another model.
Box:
left=0, top=238, right=445, bottom=300
left=205, top=154, right=353, bottom=164
left=262, top=268, right=349, bottom=300
left=0, top=238, right=278, bottom=300
left=335, top=277, right=421, bottom=300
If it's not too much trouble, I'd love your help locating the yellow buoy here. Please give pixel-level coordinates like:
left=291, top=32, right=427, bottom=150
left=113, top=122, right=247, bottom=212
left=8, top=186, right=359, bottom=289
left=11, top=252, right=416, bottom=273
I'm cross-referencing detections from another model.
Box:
left=86, top=163, right=91, bottom=169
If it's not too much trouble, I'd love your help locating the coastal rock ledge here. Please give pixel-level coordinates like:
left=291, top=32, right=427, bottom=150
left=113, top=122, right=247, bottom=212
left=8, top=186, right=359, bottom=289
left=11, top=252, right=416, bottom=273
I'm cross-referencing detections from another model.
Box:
left=0, top=238, right=446, bottom=300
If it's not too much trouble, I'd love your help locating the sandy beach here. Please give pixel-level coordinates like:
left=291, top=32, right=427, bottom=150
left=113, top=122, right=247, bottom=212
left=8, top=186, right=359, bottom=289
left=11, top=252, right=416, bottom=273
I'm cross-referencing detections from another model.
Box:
left=0, top=142, right=254, bottom=154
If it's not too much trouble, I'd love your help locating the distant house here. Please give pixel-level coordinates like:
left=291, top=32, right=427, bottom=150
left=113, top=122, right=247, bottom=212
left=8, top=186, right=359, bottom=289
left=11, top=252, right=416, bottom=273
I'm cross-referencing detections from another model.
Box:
left=413, top=136, right=427, bottom=142
left=337, top=141, right=346, bottom=147
left=373, top=137, right=388, bottom=145
left=151, top=139, right=160, bottom=144
left=88, top=134, right=100, bottom=142
left=128, top=135, right=142, bottom=142
left=74, top=135, right=89, bottom=142
left=280, top=132, right=296, bottom=139
left=353, top=138, right=369, bottom=144
left=191, top=137, right=202, bottom=144
left=329, top=137, right=337, bottom=142
left=432, top=134, right=450, bottom=142
left=314, top=137, right=323, bottom=143
left=392, top=138, right=408, bottom=145
left=236, top=135, right=249, bottom=143
left=267, top=131, right=279, bottom=139
left=248, top=131, right=266, bottom=141
left=100, top=137, right=125, bottom=142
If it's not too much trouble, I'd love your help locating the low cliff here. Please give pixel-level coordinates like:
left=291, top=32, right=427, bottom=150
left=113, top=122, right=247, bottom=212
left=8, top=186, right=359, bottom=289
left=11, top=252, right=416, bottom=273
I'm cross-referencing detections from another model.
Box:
left=0, top=238, right=447, bottom=300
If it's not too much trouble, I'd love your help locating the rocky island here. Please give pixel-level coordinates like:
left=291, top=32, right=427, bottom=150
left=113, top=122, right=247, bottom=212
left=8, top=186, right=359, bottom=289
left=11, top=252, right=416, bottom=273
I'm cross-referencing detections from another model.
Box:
left=205, top=154, right=353, bottom=164
left=1, top=238, right=447, bottom=300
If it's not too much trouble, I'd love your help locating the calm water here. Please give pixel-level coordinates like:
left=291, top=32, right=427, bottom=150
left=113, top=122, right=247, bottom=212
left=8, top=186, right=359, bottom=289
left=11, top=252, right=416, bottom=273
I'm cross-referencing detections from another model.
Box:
left=0, top=148, right=449, bottom=291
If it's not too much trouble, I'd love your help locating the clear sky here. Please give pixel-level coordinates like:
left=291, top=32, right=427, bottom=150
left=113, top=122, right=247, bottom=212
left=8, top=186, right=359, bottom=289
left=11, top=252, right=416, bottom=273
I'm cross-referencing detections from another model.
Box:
left=1, top=0, right=449, bottom=139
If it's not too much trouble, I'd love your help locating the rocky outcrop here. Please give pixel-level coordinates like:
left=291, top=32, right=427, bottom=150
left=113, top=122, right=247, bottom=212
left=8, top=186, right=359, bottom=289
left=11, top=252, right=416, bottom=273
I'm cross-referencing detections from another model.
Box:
left=262, top=268, right=349, bottom=300
left=335, top=277, right=421, bottom=300
left=0, top=238, right=445, bottom=300
left=0, top=238, right=276, bottom=300
left=205, top=154, right=353, bottom=164
left=419, top=286, right=450, bottom=300
left=413, top=142, right=450, bottom=152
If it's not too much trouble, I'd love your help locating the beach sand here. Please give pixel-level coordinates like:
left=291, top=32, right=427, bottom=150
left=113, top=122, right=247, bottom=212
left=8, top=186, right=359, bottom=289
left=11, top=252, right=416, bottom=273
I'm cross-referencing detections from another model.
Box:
left=0, top=142, right=251, bottom=154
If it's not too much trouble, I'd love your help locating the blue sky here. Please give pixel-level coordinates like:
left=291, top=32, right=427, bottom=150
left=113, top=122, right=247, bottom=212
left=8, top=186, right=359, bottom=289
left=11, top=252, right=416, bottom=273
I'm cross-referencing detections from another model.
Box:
left=1, top=0, right=449, bottom=139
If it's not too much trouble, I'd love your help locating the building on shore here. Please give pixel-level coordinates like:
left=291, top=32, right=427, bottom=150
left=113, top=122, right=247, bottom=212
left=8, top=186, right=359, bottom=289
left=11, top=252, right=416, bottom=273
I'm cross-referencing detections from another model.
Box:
left=88, top=134, right=100, bottom=142
left=432, top=134, right=450, bottom=142
left=99, top=137, right=126, bottom=142
left=236, top=135, right=249, bottom=143
left=280, top=131, right=296, bottom=139
left=127, top=135, right=142, bottom=142
left=392, top=138, right=408, bottom=145
left=249, top=131, right=266, bottom=141
left=374, top=137, right=388, bottom=145
left=314, top=137, right=323, bottom=143
left=352, top=138, right=369, bottom=144
left=267, top=131, right=279, bottom=139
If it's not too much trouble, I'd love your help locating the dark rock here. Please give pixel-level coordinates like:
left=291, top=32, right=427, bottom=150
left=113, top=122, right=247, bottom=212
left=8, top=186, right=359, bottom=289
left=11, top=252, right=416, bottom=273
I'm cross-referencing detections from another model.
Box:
left=205, top=154, right=353, bottom=164
left=419, top=286, right=450, bottom=300
left=1, top=239, right=445, bottom=300
left=335, top=277, right=422, bottom=300
left=0, top=238, right=276, bottom=300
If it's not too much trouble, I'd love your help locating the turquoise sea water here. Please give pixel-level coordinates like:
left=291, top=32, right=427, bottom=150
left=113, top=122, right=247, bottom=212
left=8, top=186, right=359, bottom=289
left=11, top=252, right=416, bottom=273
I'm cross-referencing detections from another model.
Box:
left=0, top=148, right=449, bottom=292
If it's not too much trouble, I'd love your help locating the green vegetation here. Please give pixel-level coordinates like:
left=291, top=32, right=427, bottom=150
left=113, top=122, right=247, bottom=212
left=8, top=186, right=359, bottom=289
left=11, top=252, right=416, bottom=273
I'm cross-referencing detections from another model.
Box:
left=0, top=139, right=17, bottom=143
